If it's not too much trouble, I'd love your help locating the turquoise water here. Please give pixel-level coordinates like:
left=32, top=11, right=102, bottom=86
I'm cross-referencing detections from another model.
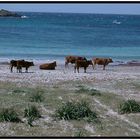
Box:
left=0, top=12, right=140, bottom=64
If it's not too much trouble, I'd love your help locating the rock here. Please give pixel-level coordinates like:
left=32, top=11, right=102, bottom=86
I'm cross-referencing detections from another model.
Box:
left=0, top=9, right=21, bottom=17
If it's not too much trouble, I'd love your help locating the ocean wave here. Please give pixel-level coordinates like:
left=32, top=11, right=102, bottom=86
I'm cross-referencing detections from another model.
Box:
left=112, top=20, right=121, bottom=25
left=21, top=15, right=28, bottom=19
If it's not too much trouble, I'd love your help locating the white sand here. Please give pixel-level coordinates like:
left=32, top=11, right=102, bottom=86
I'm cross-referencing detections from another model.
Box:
left=0, top=63, right=140, bottom=86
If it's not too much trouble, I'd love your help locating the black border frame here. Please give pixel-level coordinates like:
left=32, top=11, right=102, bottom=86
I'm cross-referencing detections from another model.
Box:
left=0, top=1, right=140, bottom=3
left=0, top=1, right=140, bottom=139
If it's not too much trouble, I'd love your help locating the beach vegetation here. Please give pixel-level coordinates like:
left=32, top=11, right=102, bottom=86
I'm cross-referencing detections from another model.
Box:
left=119, top=99, right=140, bottom=114
left=74, top=129, right=87, bottom=137
left=24, top=105, right=41, bottom=126
left=29, top=88, right=45, bottom=102
left=55, top=100, right=100, bottom=123
left=0, top=108, right=21, bottom=122
left=12, top=89, right=26, bottom=93
left=75, top=85, right=101, bottom=96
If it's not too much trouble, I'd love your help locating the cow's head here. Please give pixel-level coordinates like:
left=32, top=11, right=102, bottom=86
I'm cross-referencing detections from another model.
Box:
left=108, top=58, right=113, bottom=63
left=87, top=60, right=93, bottom=65
left=30, top=62, right=34, bottom=66
left=53, top=61, right=57, bottom=67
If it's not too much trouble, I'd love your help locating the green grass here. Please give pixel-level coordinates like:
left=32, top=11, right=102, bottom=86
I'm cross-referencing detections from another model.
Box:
left=0, top=108, right=21, bottom=123
left=119, top=99, right=140, bottom=114
left=55, top=100, right=100, bottom=123
left=24, top=105, right=41, bottom=126
left=75, top=85, right=101, bottom=96
left=131, top=82, right=140, bottom=90
left=74, top=129, right=87, bottom=137
left=29, top=88, right=45, bottom=102
left=12, top=89, right=26, bottom=94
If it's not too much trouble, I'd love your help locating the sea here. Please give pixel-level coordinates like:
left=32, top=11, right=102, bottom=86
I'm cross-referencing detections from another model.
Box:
left=0, top=12, right=140, bottom=65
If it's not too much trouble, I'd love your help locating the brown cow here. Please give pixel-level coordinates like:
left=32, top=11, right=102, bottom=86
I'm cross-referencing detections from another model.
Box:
left=65, top=56, right=87, bottom=67
left=10, top=59, right=25, bottom=73
left=40, top=61, right=57, bottom=70
left=74, top=60, right=93, bottom=73
left=92, top=58, right=113, bottom=70
left=17, top=60, right=34, bottom=73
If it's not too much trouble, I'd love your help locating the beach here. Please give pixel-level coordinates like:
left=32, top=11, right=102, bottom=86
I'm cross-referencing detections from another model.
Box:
left=0, top=62, right=140, bottom=84
left=0, top=62, right=139, bottom=136
left=1, top=62, right=140, bottom=99
left=0, top=10, right=140, bottom=136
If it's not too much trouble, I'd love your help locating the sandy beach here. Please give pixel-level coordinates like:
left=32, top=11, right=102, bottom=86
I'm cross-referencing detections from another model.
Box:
left=1, top=62, right=140, bottom=85
left=1, top=62, right=139, bottom=78
left=1, top=62, right=140, bottom=100
left=0, top=62, right=140, bottom=136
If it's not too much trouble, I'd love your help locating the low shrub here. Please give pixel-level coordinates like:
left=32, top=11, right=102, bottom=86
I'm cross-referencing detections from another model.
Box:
left=119, top=99, right=140, bottom=114
left=12, top=89, right=25, bottom=93
left=75, top=86, right=101, bottom=96
left=0, top=108, right=21, bottom=122
left=55, top=100, right=100, bottom=123
left=24, top=105, right=41, bottom=126
left=74, top=129, right=87, bottom=137
left=29, top=89, right=44, bottom=102
left=24, top=105, right=41, bottom=118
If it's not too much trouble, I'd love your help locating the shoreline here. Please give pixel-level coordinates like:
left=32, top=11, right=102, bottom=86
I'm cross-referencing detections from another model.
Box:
left=0, top=59, right=140, bottom=67
left=0, top=62, right=140, bottom=86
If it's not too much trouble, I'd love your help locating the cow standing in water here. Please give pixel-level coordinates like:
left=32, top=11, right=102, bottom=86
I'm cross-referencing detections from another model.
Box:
left=65, top=56, right=87, bottom=67
left=92, top=58, right=113, bottom=70
left=74, top=60, right=93, bottom=73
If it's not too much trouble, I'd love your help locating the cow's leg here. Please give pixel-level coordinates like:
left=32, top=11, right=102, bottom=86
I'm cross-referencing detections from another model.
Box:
left=10, top=66, right=13, bottom=73
left=74, top=66, right=76, bottom=73
left=20, top=67, right=22, bottom=73
left=77, top=67, right=79, bottom=73
left=103, top=65, right=105, bottom=70
left=65, top=61, right=68, bottom=68
left=25, top=67, right=28, bottom=73
left=91, top=61, right=94, bottom=70
left=18, top=66, right=22, bottom=73
left=17, top=67, right=19, bottom=73
left=84, top=67, right=86, bottom=73
left=17, top=67, right=20, bottom=73
left=93, top=63, right=96, bottom=70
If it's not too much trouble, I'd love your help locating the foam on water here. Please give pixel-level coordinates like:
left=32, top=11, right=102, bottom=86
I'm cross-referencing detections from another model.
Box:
left=21, top=15, right=28, bottom=18
left=112, top=20, right=121, bottom=24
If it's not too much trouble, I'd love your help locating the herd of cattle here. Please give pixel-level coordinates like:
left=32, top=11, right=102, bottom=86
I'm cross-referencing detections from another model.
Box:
left=9, top=56, right=113, bottom=73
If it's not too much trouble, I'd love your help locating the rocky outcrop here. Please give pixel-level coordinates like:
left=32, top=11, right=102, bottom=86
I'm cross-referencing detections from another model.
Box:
left=0, top=9, right=21, bottom=17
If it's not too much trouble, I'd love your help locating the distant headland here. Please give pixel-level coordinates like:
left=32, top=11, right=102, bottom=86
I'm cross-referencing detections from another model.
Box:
left=0, top=9, right=21, bottom=17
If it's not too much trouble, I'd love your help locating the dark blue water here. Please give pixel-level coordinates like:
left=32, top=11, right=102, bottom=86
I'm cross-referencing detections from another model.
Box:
left=0, top=12, right=140, bottom=64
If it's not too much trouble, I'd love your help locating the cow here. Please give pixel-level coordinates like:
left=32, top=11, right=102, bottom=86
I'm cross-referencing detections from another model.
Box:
left=17, top=60, right=34, bottom=73
left=74, top=60, right=93, bottom=73
left=10, top=60, right=34, bottom=73
left=92, top=58, right=113, bottom=70
left=65, top=56, right=87, bottom=67
left=40, top=61, right=57, bottom=70
left=10, top=59, right=25, bottom=73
